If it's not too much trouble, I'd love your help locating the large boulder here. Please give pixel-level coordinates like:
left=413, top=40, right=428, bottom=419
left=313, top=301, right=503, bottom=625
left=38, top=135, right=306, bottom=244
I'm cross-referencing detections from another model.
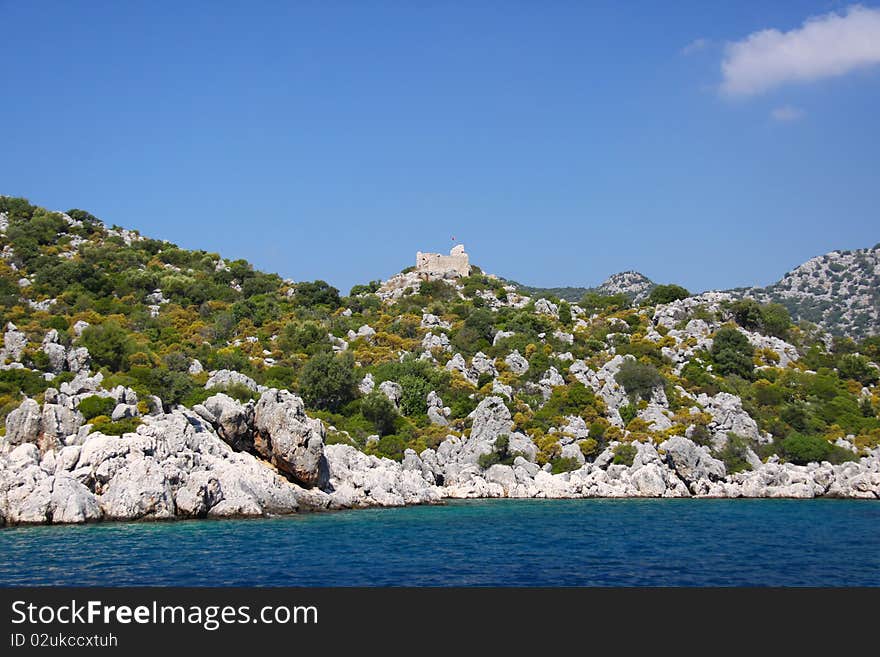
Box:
left=49, top=475, right=102, bottom=523
left=66, top=347, right=91, bottom=374
left=3, top=323, right=28, bottom=362
left=195, top=393, right=254, bottom=451
left=253, top=389, right=328, bottom=488
left=695, top=392, right=764, bottom=446
left=4, top=398, right=43, bottom=447
left=504, top=350, right=529, bottom=375
left=99, top=456, right=176, bottom=520
left=1, top=464, right=52, bottom=524
left=205, top=369, right=261, bottom=393
left=630, top=463, right=667, bottom=497
left=426, top=390, right=450, bottom=426
left=379, top=381, right=403, bottom=407
left=323, top=444, right=440, bottom=507
left=472, top=352, right=498, bottom=377
left=40, top=403, right=84, bottom=452
left=41, top=330, right=68, bottom=374
left=661, top=436, right=726, bottom=484
left=468, top=396, right=514, bottom=445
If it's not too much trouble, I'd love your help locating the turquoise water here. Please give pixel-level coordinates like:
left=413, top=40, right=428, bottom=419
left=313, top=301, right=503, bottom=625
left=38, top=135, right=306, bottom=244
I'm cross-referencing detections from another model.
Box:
left=1, top=499, right=878, bottom=586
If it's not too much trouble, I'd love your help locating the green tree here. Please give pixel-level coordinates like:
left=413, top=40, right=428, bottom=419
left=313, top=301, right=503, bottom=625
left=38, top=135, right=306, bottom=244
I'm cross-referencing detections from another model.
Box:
left=278, top=321, right=328, bottom=355
left=294, top=280, right=341, bottom=309
left=837, top=354, right=879, bottom=386
left=298, top=351, right=357, bottom=411
left=729, top=299, right=791, bottom=338
left=77, top=395, right=116, bottom=420
left=729, top=299, right=763, bottom=331
left=612, top=443, right=637, bottom=466
left=79, top=321, right=133, bottom=371
left=360, top=391, right=398, bottom=436
left=780, top=433, right=830, bottom=465
left=557, top=301, right=572, bottom=327
left=580, top=292, right=629, bottom=313
left=711, top=326, right=754, bottom=379
left=758, top=303, right=792, bottom=339
left=615, top=360, right=664, bottom=401
left=648, top=284, right=690, bottom=305
left=398, top=374, right=431, bottom=417
left=715, top=433, right=752, bottom=473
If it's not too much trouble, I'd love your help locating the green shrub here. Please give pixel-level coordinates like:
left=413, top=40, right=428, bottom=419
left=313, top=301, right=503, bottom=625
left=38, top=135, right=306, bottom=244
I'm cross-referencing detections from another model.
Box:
left=349, top=280, right=380, bottom=296
left=612, top=443, right=637, bottom=466
left=558, top=301, right=572, bottom=327
left=370, top=434, right=406, bottom=461
left=477, top=434, right=515, bottom=469
left=715, top=433, right=753, bottom=474
left=615, top=360, right=664, bottom=401
left=837, top=354, right=879, bottom=386
left=550, top=456, right=581, bottom=474
left=580, top=292, right=629, bottom=313
left=711, top=326, right=754, bottom=379
left=619, top=402, right=637, bottom=425
left=398, top=374, right=431, bottom=417
left=360, top=391, right=398, bottom=436
left=648, top=284, right=690, bottom=305
left=298, top=351, right=357, bottom=412
left=0, top=369, right=54, bottom=397
left=79, top=321, right=133, bottom=371
left=293, top=280, right=341, bottom=309
left=130, top=367, right=195, bottom=408
left=579, top=438, right=599, bottom=458
left=777, top=433, right=857, bottom=466
left=78, top=395, right=116, bottom=420
left=91, top=417, right=142, bottom=436
left=729, top=299, right=791, bottom=339
left=277, top=321, right=329, bottom=355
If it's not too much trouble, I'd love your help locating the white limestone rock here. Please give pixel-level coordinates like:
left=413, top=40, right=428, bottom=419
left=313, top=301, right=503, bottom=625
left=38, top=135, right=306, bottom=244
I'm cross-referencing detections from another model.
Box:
left=504, top=350, right=530, bottom=375
left=253, top=389, right=328, bottom=488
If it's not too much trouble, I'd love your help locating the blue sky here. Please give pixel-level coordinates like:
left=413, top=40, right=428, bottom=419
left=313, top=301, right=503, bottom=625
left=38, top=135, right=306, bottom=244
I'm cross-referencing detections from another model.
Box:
left=1, top=1, right=878, bottom=294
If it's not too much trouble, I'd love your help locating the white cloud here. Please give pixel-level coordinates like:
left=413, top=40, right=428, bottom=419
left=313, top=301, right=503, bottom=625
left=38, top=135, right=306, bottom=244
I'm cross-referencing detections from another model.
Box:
left=771, top=105, right=805, bottom=121
left=721, top=4, right=880, bottom=96
left=681, top=38, right=709, bottom=56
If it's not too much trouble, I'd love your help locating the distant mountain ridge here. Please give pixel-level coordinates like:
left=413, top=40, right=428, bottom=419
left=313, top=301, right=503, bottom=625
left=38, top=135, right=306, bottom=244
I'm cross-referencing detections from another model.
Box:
left=513, top=271, right=656, bottom=304
left=736, top=244, right=880, bottom=340
left=513, top=246, right=879, bottom=339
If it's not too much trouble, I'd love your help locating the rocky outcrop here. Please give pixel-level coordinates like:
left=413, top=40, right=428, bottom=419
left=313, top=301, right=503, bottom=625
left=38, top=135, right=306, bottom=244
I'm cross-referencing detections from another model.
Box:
left=4, top=398, right=43, bottom=446
left=253, top=389, right=328, bottom=488
left=194, top=393, right=254, bottom=451
left=205, top=369, right=263, bottom=393
left=378, top=381, right=403, bottom=407
left=694, top=392, right=767, bottom=447
left=426, top=390, right=450, bottom=426
left=323, top=444, right=442, bottom=507
left=504, top=350, right=529, bottom=375
left=570, top=355, right=632, bottom=425
left=660, top=436, right=726, bottom=487
left=534, top=298, right=559, bottom=318
left=2, top=322, right=27, bottom=362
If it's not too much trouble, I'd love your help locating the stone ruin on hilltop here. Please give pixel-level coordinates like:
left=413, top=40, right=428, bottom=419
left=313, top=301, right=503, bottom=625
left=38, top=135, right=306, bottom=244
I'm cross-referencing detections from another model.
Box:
left=415, top=244, right=471, bottom=278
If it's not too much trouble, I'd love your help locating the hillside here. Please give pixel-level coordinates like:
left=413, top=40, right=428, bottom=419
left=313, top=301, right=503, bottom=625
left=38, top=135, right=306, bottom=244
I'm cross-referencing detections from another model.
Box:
left=735, top=245, right=880, bottom=340
left=1, top=194, right=879, bottom=524
left=514, top=271, right=656, bottom=304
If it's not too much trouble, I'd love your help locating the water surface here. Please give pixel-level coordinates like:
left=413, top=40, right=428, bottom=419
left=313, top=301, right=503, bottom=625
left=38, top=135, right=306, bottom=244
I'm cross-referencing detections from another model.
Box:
left=1, top=499, right=877, bottom=586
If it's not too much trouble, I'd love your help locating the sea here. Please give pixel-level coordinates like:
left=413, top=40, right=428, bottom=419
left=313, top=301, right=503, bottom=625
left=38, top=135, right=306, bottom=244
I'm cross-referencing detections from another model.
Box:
left=1, top=499, right=878, bottom=586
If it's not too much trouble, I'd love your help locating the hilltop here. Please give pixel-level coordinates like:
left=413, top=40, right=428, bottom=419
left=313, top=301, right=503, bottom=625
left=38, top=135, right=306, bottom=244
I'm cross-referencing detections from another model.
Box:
left=513, top=271, right=656, bottom=304
left=735, top=245, right=880, bottom=341
left=0, top=195, right=879, bottom=525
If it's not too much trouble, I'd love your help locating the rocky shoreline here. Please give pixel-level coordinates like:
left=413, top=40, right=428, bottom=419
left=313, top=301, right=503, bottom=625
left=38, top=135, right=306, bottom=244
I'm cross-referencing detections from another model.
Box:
left=2, top=387, right=878, bottom=527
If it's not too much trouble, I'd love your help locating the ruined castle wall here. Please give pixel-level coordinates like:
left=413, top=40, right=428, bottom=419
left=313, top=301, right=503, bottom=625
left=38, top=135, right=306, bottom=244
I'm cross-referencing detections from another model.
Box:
left=416, top=249, right=470, bottom=277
